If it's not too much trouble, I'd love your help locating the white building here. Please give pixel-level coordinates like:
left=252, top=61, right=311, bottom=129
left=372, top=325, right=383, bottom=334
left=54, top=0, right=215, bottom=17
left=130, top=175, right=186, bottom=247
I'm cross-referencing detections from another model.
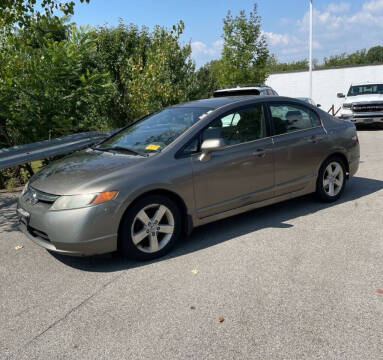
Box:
left=266, top=64, right=383, bottom=113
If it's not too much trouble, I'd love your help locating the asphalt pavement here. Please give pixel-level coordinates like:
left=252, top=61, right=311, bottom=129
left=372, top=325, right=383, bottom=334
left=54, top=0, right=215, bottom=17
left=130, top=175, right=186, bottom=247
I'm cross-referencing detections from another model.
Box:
left=1, top=129, right=382, bottom=360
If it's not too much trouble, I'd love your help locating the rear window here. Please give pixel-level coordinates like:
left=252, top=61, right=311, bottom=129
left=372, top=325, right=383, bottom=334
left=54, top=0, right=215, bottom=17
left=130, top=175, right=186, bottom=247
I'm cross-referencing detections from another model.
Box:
left=269, top=103, right=321, bottom=135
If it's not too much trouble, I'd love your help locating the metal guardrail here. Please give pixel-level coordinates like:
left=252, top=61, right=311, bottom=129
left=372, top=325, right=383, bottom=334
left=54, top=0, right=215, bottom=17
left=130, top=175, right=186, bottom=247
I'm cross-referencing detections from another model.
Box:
left=0, top=130, right=117, bottom=170
left=328, top=105, right=341, bottom=116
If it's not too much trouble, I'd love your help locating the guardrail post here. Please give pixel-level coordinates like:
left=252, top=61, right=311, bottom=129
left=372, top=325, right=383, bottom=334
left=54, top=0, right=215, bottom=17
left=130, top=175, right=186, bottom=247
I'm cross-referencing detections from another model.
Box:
left=327, top=105, right=335, bottom=115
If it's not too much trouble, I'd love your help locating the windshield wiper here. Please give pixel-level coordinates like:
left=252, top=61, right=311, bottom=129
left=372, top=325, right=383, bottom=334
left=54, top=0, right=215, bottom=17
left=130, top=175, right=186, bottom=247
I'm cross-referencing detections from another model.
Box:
left=92, top=146, right=148, bottom=157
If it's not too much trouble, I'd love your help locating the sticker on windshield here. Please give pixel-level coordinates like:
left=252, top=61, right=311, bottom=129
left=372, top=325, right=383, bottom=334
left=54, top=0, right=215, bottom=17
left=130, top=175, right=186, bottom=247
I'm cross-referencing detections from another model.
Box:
left=146, top=144, right=161, bottom=151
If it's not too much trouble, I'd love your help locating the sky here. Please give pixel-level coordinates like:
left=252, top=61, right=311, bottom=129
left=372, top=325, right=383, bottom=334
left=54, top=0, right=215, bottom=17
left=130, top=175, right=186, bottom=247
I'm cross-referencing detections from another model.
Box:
left=71, top=0, right=383, bottom=67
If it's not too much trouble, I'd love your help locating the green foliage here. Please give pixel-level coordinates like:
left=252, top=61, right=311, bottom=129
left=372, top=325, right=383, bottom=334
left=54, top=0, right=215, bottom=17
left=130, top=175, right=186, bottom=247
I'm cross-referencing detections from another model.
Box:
left=320, top=46, right=383, bottom=68
left=367, top=46, right=383, bottom=63
left=267, top=54, right=309, bottom=72
left=218, top=4, right=269, bottom=86
left=323, top=49, right=368, bottom=67
left=0, top=17, right=116, bottom=148
left=94, top=22, right=147, bottom=127
left=269, top=45, right=383, bottom=73
left=0, top=0, right=90, bottom=29
left=0, top=16, right=198, bottom=188
left=94, top=21, right=196, bottom=125
left=191, top=60, right=221, bottom=99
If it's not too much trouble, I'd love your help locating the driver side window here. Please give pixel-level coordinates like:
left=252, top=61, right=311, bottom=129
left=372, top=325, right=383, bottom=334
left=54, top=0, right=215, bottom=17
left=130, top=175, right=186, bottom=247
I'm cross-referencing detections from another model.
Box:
left=202, top=105, right=266, bottom=146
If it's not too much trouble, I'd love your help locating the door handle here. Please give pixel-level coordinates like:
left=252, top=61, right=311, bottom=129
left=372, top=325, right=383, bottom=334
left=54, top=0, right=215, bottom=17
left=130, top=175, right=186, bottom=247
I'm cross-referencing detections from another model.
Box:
left=252, top=148, right=266, bottom=157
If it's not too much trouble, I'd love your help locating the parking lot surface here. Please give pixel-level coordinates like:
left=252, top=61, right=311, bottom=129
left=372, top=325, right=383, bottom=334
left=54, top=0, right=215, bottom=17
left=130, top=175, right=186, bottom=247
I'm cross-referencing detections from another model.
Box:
left=1, top=129, right=383, bottom=360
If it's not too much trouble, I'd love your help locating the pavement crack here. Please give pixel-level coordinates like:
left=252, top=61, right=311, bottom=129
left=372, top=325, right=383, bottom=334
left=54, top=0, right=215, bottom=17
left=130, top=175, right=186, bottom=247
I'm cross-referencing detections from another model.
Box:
left=8, top=272, right=124, bottom=359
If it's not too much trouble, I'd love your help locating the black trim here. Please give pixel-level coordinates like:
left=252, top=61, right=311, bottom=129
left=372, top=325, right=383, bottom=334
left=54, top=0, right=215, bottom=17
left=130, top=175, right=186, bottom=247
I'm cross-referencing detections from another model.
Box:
left=354, top=114, right=383, bottom=118
left=175, top=136, right=201, bottom=159
left=214, top=89, right=261, bottom=97
left=28, top=225, right=50, bottom=242
left=264, top=104, right=275, bottom=136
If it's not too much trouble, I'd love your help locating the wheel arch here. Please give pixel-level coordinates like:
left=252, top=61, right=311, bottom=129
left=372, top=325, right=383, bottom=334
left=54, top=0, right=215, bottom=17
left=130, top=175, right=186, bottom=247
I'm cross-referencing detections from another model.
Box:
left=117, top=189, right=192, bottom=250
left=318, top=152, right=350, bottom=175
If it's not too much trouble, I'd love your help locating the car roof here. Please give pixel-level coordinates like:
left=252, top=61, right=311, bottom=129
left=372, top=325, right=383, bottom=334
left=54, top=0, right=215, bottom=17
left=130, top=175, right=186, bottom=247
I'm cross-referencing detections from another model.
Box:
left=172, top=95, right=311, bottom=110
left=172, top=96, right=262, bottom=109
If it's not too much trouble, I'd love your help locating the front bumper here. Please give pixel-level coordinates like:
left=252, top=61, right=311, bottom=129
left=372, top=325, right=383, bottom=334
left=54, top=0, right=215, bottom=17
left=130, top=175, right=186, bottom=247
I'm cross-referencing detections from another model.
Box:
left=19, top=222, right=117, bottom=256
left=17, top=197, right=120, bottom=256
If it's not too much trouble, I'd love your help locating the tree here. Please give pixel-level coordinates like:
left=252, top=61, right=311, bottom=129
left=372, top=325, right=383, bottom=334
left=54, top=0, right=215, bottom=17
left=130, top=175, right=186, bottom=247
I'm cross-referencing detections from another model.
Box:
left=323, top=49, right=368, bottom=68
left=218, top=3, right=269, bottom=86
left=0, top=16, right=116, bottom=148
left=0, top=16, right=198, bottom=188
left=267, top=54, right=309, bottom=73
left=124, top=22, right=196, bottom=120
left=95, top=21, right=196, bottom=125
left=191, top=60, right=221, bottom=99
left=367, top=46, right=383, bottom=63
left=268, top=44, right=383, bottom=73
left=0, top=0, right=90, bottom=29
left=94, top=22, right=147, bottom=127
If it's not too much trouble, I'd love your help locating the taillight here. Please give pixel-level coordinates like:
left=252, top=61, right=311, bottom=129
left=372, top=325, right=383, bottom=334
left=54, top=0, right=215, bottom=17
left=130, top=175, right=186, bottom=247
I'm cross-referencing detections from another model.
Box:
left=352, top=134, right=359, bottom=143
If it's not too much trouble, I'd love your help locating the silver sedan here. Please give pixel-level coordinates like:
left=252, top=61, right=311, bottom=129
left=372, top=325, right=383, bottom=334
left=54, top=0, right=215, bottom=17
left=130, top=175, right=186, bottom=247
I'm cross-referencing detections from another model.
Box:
left=17, top=96, right=360, bottom=260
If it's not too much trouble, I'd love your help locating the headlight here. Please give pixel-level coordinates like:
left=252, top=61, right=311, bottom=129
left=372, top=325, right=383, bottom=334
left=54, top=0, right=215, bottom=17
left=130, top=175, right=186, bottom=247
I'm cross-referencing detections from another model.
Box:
left=51, top=191, right=118, bottom=211
left=343, top=103, right=352, bottom=109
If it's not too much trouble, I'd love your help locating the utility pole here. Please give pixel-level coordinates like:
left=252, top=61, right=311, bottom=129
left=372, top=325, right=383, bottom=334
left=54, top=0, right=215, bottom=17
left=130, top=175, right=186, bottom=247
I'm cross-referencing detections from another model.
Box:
left=309, top=0, right=313, bottom=99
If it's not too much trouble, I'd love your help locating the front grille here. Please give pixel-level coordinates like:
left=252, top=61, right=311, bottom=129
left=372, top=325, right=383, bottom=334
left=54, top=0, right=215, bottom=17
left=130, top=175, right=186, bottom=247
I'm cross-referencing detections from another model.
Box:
left=352, top=103, right=383, bottom=113
left=23, top=186, right=59, bottom=205
left=354, top=114, right=383, bottom=118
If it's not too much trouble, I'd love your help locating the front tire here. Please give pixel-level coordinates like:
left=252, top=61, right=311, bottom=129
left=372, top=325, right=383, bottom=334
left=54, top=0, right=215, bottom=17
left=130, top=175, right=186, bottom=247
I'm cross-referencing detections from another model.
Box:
left=316, top=157, right=346, bottom=202
left=119, top=195, right=182, bottom=260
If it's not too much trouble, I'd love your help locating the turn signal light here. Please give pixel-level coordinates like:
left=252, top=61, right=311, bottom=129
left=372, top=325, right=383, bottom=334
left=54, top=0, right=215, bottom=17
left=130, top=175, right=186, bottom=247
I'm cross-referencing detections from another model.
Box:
left=92, top=191, right=118, bottom=205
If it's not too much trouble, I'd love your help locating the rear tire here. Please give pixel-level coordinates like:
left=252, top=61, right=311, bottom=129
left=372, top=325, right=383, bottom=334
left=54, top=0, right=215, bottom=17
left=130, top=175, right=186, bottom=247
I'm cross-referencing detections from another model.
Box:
left=119, top=195, right=182, bottom=260
left=315, top=156, right=346, bottom=202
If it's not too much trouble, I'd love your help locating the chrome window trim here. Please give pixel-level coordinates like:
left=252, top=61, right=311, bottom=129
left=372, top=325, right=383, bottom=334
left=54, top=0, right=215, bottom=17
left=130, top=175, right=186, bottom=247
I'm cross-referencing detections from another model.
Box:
left=270, top=125, right=324, bottom=139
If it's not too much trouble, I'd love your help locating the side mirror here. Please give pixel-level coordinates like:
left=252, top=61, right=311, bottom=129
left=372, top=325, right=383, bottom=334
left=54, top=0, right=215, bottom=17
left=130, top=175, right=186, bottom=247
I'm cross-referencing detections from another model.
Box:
left=337, top=93, right=345, bottom=98
left=199, top=138, right=225, bottom=162
left=317, top=104, right=321, bottom=108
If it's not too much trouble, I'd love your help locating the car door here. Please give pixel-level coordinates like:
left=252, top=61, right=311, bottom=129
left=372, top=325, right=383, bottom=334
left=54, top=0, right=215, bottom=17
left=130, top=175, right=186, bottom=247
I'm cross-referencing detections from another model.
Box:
left=191, top=103, right=275, bottom=219
left=267, top=102, right=327, bottom=196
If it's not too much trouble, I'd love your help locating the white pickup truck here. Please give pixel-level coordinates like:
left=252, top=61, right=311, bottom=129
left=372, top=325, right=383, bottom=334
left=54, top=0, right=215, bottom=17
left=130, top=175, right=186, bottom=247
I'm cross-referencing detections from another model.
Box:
left=338, top=82, right=383, bottom=126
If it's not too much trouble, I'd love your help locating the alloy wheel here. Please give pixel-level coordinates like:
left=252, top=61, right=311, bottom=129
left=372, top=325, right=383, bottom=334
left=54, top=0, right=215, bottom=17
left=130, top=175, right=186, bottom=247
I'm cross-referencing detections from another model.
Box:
left=131, top=204, right=175, bottom=253
left=323, top=161, right=344, bottom=197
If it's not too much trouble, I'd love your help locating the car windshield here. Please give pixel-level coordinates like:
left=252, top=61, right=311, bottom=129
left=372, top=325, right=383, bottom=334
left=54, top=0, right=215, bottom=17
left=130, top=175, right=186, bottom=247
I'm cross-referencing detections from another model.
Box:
left=347, top=84, right=383, bottom=96
left=97, top=107, right=210, bottom=154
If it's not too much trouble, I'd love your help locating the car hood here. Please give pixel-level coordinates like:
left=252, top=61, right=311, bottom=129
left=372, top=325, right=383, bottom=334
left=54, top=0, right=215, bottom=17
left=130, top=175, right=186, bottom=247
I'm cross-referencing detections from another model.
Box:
left=345, top=94, right=383, bottom=104
left=29, top=149, right=146, bottom=195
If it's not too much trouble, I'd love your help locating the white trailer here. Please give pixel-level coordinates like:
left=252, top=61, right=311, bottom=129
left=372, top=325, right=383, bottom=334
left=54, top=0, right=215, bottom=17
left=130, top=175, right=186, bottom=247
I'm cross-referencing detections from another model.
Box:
left=266, top=64, right=383, bottom=114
